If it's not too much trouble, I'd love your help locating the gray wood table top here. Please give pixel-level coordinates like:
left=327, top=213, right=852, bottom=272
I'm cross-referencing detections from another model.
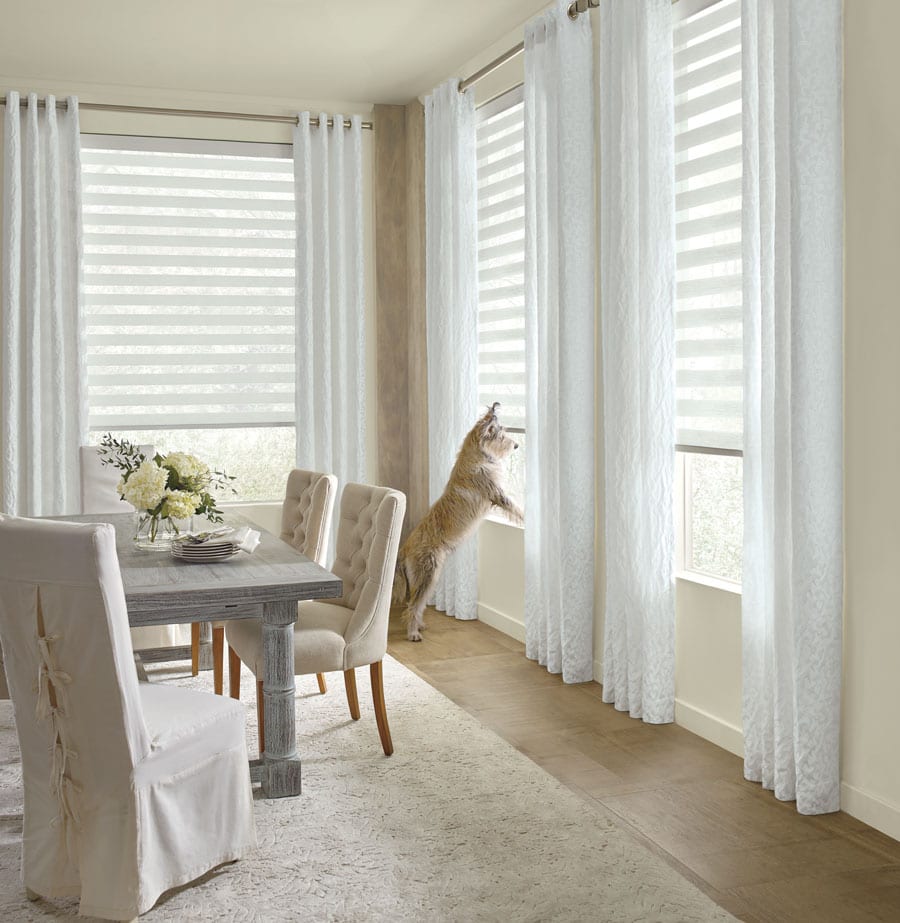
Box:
left=54, top=511, right=342, bottom=620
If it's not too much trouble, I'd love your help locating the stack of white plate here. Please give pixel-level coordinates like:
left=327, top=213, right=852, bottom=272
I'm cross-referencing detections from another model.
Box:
left=171, top=538, right=240, bottom=564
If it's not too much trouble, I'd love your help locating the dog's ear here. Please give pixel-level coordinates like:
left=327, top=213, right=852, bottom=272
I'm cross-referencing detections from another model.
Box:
left=489, top=401, right=500, bottom=417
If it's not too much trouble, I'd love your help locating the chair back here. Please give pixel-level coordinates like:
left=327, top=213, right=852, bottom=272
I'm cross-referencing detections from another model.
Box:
left=0, top=517, right=150, bottom=875
left=330, top=483, right=405, bottom=666
left=79, top=444, right=155, bottom=514
left=280, top=469, right=338, bottom=566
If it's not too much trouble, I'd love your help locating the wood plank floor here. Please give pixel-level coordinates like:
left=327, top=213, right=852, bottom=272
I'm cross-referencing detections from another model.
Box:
left=387, top=609, right=900, bottom=923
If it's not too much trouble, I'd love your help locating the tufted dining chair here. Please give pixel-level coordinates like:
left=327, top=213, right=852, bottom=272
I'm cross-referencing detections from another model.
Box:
left=0, top=515, right=256, bottom=921
left=79, top=444, right=190, bottom=658
left=227, top=482, right=406, bottom=756
left=211, top=468, right=337, bottom=696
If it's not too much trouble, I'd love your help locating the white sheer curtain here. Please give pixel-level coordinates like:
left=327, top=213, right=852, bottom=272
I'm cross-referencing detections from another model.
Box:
left=293, top=112, right=366, bottom=504
left=424, top=79, right=479, bottom=620
left=1, top=93, right=85, bottom=516
left=523, top=1, right=595, bottom=683
left=741, top=0, right=843, bottom=815
left=599, top=0, right=676, bottom=722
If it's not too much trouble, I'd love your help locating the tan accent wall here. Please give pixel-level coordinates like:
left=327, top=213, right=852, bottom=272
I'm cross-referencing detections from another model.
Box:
left=405, top=99, right=429, bottom=529
left=373, top=102, right=428, bottom=533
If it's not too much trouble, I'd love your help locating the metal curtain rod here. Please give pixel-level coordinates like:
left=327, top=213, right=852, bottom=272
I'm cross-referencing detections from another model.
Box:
left=0, top=96, right=374, bottom=130
left=459, top=41, right=525, bottom=93
left=458, top=0, right=599, bottom=94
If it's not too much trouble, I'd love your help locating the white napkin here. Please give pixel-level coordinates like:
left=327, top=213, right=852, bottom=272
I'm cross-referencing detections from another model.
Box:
left=231, top=525, right=261, bottom=554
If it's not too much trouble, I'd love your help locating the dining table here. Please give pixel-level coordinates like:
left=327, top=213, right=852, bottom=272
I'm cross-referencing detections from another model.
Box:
left=55, top=510, right=342, bottom=798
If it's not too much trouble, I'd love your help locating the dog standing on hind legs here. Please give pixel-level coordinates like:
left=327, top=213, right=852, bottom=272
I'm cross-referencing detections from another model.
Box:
left=395, top=402, right=524, bottom=641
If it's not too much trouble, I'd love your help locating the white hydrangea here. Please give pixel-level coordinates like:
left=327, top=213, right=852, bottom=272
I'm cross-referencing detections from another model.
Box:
left=121, top=460, right=169, bottom=512
left=162, top=452, right=210, bottom=488
left=162, top=489, right=200, bottom=521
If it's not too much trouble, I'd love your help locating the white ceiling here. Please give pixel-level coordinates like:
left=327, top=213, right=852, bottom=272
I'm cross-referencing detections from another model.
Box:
left=1, top=0, right=548, bottom=106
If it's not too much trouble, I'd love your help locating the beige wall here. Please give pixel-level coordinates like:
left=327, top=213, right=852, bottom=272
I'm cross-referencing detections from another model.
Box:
left=473, top=0, right=900, bottom=844
left=842, top=0, right=900, bottom=840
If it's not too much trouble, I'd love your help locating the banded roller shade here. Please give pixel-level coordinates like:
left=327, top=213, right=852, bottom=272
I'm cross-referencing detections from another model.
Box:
left=673, top=0, right=743, bottom=453
left=81, top=136, right=295, bottom=431
left=476, top=87, right=526, bottom=431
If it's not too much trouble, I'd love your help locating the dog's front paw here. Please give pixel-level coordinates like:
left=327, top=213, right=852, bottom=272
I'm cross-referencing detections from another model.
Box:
left=406, top=627, right=423, bottom=642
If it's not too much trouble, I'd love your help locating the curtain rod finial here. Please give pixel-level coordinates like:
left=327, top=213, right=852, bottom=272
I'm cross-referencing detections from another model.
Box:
left=569, top=0, right=599, bottom=19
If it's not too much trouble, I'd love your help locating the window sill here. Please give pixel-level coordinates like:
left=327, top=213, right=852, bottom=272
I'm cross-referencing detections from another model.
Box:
left=676, top=570, right=742, bottom=595
left=483, top=511, right=524, bottom=530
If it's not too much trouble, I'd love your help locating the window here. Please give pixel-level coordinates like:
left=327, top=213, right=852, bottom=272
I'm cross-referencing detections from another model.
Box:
left=676, top=451, right=742, bottom=585
left=81, top=136, right=296, bottom=501
left=673, top=0, right=742, bottom=585
left=476, top=87, right=526, bottom=506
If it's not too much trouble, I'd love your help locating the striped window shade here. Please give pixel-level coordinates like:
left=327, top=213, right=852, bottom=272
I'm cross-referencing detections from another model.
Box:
left=476, top=87, right=526, bottom=431
left=673, top=0, right=743, bottom=454
left=81, top=136, right=295, bottom=431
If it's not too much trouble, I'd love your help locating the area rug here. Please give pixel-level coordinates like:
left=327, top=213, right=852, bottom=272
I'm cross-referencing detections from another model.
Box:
left=0, top=656, right=735, bottom=922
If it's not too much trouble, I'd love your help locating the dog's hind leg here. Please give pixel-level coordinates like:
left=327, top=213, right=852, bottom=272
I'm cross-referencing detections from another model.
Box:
left=405, top=552, right=440, bottom=641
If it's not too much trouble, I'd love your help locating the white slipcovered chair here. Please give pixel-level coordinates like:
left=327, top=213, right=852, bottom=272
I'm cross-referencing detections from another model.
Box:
left=0, top=516, right=256, bottom=920
left=213, top=468, right=337, bottom=696
left=227, top=482, right=406, bottom=756
left=79, top=444, right=190, bottom=656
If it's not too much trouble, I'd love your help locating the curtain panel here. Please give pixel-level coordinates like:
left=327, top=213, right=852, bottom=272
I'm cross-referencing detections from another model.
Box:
left=599, top=0, right=677, bottom=722
left=741, top=0, right=843, bottom=815
left=1, top=92, right=86, bottom=517
left=523, top=0, right=596, bottom=683
left=423, top=79, right=479, bottom=620
left=293, top=112, right=367, bottom=511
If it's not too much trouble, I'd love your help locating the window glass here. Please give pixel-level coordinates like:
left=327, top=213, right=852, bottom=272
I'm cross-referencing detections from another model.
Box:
left=682, top=451, right=742, bottom=585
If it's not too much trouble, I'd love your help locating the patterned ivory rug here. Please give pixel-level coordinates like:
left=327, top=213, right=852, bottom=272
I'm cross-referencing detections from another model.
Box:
left=0, top=656, right=735, bottom=922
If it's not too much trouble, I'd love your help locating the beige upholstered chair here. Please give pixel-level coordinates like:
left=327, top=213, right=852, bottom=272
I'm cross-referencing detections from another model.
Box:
left=211, top=468, right=337, bottom=695
left=79, top=444, right=190, bottom=657
left=0, top=515, right=256, bottom=920
left=227, top=482, right=406, bottom=756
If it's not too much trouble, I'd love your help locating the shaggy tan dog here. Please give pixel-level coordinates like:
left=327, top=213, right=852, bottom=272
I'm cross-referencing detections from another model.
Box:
left=395, top=402, right=523, bottom=641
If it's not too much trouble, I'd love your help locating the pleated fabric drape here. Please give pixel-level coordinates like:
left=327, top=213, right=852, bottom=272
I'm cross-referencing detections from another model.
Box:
left=523, top=0, right=596, bottom=683
left=599, top=0, right=677, bottom=722
left=423, top=79, right=479, bottom=620
left=741, top=0, right=844, bottom=814
left=1, top=92, right=86, bottom=516
left=293, top=112, right=367, bottom=510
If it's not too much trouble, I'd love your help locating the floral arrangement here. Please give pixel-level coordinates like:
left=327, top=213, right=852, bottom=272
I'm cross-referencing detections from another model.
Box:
left=98, top=434, right=235, bottom=545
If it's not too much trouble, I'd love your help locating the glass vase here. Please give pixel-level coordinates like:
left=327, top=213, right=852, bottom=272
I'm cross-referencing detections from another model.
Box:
left=133, top=513, right=191, bottom=551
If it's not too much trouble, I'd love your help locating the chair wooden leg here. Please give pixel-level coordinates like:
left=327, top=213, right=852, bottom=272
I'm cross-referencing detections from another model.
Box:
left=370, top=661, right=393, bottom=756
left=228, top=645, right=241, bottom=699
left=343, top=669, right=360, bottom=720
left=212, top=626, right=224, bottom=695
left=316, top=672, right=327, bottom=695
left=256, top=679, right=265, bottom=756
left=191, top=622, right=200, bottom=676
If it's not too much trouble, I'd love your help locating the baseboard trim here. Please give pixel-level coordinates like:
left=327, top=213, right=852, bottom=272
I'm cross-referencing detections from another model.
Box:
left=674, top=698, right=744, bottom=758
left=841, top=781, right=900, bottom=842
left=476, top=603, right=525, bottom=643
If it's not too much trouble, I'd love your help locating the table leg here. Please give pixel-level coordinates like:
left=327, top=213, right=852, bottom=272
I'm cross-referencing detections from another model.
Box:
left=260, top=599, right=302, bottom=797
